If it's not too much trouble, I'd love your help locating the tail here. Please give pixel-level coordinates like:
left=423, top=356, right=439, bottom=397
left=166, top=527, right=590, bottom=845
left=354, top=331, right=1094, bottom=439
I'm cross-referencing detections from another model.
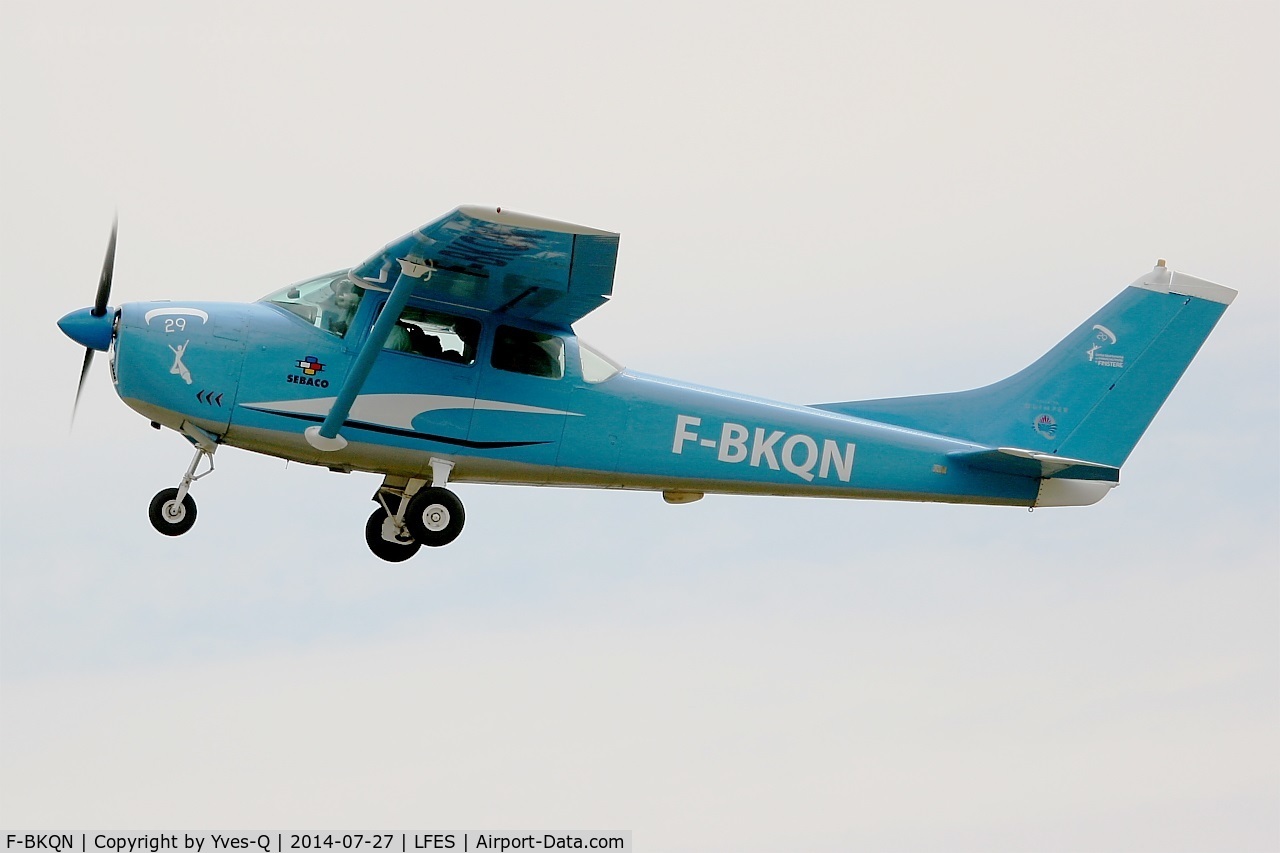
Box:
left=814, top=262, right=1236, bottom=469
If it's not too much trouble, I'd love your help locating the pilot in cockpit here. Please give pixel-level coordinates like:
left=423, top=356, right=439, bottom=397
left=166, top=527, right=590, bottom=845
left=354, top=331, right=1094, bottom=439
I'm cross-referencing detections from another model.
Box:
left=321, top=278, right=362, bottom=337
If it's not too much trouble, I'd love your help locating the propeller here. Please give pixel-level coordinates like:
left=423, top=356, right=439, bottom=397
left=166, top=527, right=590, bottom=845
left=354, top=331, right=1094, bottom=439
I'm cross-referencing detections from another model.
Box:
left=73, top=347, right=95, bottom=425
left=93, top=214, right=117, bottom=317
left=67, top=216, right=118, bottom=427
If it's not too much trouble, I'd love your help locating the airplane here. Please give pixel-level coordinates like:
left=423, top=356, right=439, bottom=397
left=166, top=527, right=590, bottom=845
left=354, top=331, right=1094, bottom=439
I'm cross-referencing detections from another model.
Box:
left=58, top=206, right=1237, bottom=562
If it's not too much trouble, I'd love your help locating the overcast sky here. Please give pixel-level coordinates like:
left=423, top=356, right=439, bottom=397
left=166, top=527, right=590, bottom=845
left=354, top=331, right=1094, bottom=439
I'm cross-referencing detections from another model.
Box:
left=2, top=2, right=1277, bottom=850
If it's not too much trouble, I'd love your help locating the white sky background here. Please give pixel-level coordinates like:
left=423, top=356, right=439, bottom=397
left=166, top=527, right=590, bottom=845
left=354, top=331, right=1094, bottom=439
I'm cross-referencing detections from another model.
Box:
left=2, top=1, right=1277, bottom=849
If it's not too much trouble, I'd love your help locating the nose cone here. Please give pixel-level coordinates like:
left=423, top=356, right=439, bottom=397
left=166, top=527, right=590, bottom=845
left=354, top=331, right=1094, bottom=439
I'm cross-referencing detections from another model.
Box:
left=58, top=306, right=115, bottom=351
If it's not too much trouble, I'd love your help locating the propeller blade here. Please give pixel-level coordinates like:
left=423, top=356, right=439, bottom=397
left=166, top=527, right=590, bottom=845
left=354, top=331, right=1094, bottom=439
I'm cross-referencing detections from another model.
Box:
left=72, top=347, right=94, bottom=428
left=93, top=215, right=117, bottom=317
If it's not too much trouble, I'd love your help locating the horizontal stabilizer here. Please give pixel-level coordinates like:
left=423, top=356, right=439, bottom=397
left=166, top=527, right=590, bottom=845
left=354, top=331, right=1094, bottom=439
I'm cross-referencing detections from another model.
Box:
left=950, top=447, right=1120, bottom=482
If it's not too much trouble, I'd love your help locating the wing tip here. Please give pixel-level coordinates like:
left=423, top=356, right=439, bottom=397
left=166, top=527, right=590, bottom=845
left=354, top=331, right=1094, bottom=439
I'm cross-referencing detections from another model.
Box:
left=457, top=204, right=617, bottom=237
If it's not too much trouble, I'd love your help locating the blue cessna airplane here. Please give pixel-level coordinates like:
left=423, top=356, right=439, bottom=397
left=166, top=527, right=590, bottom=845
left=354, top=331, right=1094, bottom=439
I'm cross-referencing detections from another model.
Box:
left=59, top=206, right=1236, bottom=561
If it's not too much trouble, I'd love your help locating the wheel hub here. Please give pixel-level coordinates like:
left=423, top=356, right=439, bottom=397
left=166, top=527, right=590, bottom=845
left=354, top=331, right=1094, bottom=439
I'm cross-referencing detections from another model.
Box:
left=422, top=504, right=450, bottom=531
left=380, top=517, right=412, bottom=544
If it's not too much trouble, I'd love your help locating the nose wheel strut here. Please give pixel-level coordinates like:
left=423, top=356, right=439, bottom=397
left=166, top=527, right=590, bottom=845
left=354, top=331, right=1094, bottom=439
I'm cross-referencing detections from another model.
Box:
left=149, top=442, right=216, bottom=536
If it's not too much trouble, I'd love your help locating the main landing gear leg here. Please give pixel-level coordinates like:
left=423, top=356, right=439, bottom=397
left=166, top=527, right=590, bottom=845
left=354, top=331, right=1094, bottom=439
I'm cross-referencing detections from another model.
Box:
left=149, top=443, right=215, bottom=536
left=365, top=460, right=465, bottom=561
left=406, top=457, right=465, bottom=548
left=366, top=477, right=425, bottom=563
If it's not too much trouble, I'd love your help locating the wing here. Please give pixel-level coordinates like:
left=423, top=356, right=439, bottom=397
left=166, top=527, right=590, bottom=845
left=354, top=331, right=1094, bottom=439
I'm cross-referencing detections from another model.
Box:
left=350, top=206, right=620, bottom=328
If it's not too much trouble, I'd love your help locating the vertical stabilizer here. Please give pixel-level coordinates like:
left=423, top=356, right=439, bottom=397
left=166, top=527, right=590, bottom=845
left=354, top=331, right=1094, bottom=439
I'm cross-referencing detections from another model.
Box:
left=813, top=263, right=1235, bottom=468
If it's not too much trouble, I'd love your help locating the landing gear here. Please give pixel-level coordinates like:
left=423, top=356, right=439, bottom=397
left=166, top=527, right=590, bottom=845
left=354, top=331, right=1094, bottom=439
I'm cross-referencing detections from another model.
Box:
left=149, top=488, right=197, bottom=536
left=149, top=440, right=215, bottom=536
left=366, top=458, right=465, bottom=560
left=405, top=487, right=465, bottom=547
left=365, top=507, right=420, bottom=562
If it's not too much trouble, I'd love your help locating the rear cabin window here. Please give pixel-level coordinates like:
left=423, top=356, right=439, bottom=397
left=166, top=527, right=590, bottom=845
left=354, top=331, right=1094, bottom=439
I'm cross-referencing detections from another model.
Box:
left=383, top=305, right=480, bottom=365
left=492, top=326, right=565, bottom=379
left=579, top=340, right=623, bottom=383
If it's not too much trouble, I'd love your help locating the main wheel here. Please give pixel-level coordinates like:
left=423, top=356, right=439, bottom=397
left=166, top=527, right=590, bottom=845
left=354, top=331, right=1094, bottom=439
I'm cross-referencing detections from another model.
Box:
left=148, top=487, right=197, bottom=536
left=405, top=487, right=465, bottom=547
left=365, top=508, right=421, bottom=562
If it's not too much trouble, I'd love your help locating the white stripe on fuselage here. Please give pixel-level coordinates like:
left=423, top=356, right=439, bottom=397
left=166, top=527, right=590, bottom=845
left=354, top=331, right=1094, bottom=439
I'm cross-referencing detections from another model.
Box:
left=241, top=393, right=581, bottom=430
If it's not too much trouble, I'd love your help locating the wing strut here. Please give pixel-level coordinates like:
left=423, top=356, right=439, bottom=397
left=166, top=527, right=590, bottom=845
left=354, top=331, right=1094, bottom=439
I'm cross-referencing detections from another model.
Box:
left=304, top=260, right=424, bottom=451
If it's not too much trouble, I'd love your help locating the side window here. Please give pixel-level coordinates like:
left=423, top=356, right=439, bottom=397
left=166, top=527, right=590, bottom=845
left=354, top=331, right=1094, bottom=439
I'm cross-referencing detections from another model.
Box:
left=383, top=305, right=480, bottom=365
left=492, top=326, right=565, bottom=379
left=579, top=340, right=623, bottom=383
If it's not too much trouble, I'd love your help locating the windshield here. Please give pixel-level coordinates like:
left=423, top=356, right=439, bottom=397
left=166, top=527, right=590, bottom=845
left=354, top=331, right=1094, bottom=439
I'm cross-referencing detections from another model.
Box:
left=261, top=271, right=363, bottom=337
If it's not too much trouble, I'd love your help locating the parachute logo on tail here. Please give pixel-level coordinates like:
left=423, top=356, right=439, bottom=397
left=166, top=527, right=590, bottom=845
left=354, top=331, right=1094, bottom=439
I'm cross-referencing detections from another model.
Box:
left=1086, top=325, right=1125, bottom=368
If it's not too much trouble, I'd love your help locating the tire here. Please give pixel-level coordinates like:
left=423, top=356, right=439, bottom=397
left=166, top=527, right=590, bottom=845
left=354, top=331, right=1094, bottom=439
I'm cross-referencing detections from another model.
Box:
left=364, top=508, right=421, bottom=563
left=404, top=487, right=465, bottom=547
left=148, top=487, right=197, bottom=536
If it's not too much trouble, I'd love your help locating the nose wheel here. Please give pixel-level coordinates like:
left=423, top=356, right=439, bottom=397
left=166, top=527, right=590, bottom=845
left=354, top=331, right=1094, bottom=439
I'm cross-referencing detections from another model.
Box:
left=149, top=488, right=197, bottom=536
left=148, top=441, right=215, bottom=536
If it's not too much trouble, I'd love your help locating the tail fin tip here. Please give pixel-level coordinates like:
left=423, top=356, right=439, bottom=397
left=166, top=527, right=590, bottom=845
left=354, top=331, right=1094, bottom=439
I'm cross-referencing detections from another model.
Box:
left=1133, top=262, right=1237, bottom=306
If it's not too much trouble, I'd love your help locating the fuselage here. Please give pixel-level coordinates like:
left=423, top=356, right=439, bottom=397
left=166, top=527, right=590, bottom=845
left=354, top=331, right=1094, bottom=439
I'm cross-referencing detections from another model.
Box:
left=59, top=208, right=1236, bottom=558
left=108, top=287, right=1038, bottom=508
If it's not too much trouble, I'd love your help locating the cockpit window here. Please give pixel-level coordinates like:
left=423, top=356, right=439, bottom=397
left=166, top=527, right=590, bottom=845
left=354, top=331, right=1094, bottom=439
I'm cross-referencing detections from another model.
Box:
left=383, top=305, right=480, bottom=365
left=261, top=271, right=363, bottom=337
left=579, top=340, right=623, bottom=383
